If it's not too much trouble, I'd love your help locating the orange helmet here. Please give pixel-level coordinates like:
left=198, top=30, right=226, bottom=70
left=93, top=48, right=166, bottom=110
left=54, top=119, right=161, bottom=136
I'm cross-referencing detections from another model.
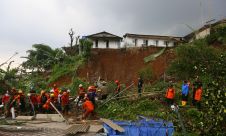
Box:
left=88, top=86, right=96, bottom=91
left=115, top=80, right=119, bottom=84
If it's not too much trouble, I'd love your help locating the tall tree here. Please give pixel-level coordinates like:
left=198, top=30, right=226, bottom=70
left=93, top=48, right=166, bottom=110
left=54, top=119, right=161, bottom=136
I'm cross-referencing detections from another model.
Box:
left=68, top=28, right=75, bottom=49
left=22, top=44, right=65, bottom=72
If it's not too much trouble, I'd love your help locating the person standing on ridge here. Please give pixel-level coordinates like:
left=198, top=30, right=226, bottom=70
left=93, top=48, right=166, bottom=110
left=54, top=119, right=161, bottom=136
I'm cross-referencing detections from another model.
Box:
left=138, top=77, right=143, bottom=97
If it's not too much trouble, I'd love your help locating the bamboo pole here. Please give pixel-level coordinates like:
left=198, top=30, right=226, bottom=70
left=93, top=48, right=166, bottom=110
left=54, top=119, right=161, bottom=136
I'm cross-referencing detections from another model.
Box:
left=50, top=102, right=69, bottom=125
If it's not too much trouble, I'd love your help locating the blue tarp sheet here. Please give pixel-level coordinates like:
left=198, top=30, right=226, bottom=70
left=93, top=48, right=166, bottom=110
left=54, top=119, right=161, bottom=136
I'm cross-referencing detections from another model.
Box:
left=103, top=118, right=174, bottom=136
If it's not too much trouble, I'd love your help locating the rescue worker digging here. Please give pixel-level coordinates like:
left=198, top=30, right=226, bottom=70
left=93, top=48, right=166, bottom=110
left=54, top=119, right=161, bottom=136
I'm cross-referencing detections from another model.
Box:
left=43, top=94, right=56, bottom=114
left=61, top=92, right=69, bottom=115
left=82, top=97, right=94, bottom=120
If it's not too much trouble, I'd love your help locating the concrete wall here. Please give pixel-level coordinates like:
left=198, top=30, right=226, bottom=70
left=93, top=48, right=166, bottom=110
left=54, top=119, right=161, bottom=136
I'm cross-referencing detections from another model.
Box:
left=195, top=28, right=210, bottom=40
left=123, top=37, right=175, bottom=48
left=92, top=40, right=120, bottom=49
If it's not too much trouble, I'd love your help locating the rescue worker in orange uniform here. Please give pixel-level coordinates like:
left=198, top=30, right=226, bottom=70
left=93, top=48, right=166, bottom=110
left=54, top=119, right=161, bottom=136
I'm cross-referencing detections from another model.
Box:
left=43, top=94, right=56, bottom=113
left=194, top=85, right=203, bottom=109
left=82, top=97, right=94, bottom=120
left=2, top=91, right=10, bottom=106
left=87, top=86, right=97, bottom=106
left=2, top=91, right=10, bottom=116
left=37, top=90, right=48, bottom=113
left=17, top=90, right=26, bottom=114
left=165, top=84, right=175, bottom=105
left=52, top=84, right=60, bottom=100
left=61, top=92, right=69, bottom=115
left=77, top=84, right=86, bottom=106
left=115, top=80, right=121, bottom=100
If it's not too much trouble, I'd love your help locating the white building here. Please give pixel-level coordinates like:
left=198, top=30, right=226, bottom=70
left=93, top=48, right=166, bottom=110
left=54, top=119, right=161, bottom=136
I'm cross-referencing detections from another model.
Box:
left=123, top=33, right=182, bottom=48
left=87, top=31, right=122, bottom=49
left=184, top=18, right=226, bottom=42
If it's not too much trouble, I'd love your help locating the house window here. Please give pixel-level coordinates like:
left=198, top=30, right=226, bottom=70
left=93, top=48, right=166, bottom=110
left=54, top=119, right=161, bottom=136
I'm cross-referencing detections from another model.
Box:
left=164, top=41, right=169, bottom=46
left=143, top=40, right=148, bottom=46
left=106, top=40, right=109, bottom=48
left=95, top=40, right=98, bottom=48
left=155, top=40, right=159, bottom=46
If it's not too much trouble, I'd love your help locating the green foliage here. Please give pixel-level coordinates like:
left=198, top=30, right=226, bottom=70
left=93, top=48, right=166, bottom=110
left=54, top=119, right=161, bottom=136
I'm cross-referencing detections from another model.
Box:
left=67, top=77, right=89, bottom=96
left=0, top=62, right=19, bottom=93
left=80, top=39, right=92, bottom=59
left=106, top=81, right=117, bottom=94
left=144, top=48, right=165, bottom=63
left=168, top=37, right=226, bottom=135
left=146, top=81, right=168, bottom=92
left=138, top=66, right=153, bottom=81
left=48, top=55, right=84, bottom=83
left=168, top=43, right=219, bottom=79
left=22, top=44, right=65, bottom=71
left=198, top=53, right=226, bottom=135
left=98, top=98, right=167, bottom=121
left=206, top=24, right=226, bottom=45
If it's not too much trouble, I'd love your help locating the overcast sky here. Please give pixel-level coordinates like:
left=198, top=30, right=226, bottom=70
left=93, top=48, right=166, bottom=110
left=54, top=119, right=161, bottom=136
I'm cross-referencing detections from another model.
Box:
left=0, top=0, right=226, bottom=68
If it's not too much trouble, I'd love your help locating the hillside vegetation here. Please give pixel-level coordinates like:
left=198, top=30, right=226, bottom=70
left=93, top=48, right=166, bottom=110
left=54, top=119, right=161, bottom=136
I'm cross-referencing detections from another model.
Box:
left=98, top=25, right=226, bottom=135
left=0, top=24, right=225, bottom=135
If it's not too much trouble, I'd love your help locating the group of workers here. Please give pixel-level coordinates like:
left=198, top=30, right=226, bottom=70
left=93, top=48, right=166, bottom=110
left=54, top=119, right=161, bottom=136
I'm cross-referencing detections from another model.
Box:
left=165, top=77, right=203, bottom=109
left=0, top=76, right=203, bottom=120
left=1, top=84, right=71, bottom=117
left=0, top=83, right=98, bottom=120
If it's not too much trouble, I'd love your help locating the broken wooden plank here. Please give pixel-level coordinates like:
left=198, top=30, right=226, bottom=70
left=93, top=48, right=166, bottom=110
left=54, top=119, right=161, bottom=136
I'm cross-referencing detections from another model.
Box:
left=100, top=118, right=125, bottom=133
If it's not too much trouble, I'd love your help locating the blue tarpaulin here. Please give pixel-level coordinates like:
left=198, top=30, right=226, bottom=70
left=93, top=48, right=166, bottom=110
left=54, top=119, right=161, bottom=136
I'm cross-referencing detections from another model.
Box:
left=103, top=118, right=174, bottom=136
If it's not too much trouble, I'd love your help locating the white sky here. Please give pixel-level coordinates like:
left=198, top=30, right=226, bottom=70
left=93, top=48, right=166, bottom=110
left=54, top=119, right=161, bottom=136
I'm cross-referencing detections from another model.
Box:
left=0, top=0, right=226, bottom=68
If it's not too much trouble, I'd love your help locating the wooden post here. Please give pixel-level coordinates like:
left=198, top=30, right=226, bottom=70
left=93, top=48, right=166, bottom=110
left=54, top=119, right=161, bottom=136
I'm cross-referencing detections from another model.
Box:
left=50, top=102, right=69, bottom=125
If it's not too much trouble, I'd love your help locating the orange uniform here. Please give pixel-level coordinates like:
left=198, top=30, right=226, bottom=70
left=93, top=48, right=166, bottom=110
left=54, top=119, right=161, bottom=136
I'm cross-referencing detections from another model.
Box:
left=61, top=94, right=69, bottom=106
left=165, top=88, right=175, bottom=99
left=53, top=88, right=59, bottom=100
left=43, top=98, right=54, bottom=110
left=194, top=88, right=202, bottom=101
left=83, top=100, right=94, bottom=112
left=78, top=87, right=86, bottom=96
left=2, top=94, right=10, bottom=104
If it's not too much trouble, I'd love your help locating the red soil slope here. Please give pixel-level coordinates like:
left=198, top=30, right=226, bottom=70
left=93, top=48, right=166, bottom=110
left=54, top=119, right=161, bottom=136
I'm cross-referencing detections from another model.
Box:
left=77, top=47, right=175, bottom=84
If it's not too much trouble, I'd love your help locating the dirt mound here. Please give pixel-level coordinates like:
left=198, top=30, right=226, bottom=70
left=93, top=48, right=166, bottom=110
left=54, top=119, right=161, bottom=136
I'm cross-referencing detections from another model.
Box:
left=77, top=47, right=175, bottom=84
